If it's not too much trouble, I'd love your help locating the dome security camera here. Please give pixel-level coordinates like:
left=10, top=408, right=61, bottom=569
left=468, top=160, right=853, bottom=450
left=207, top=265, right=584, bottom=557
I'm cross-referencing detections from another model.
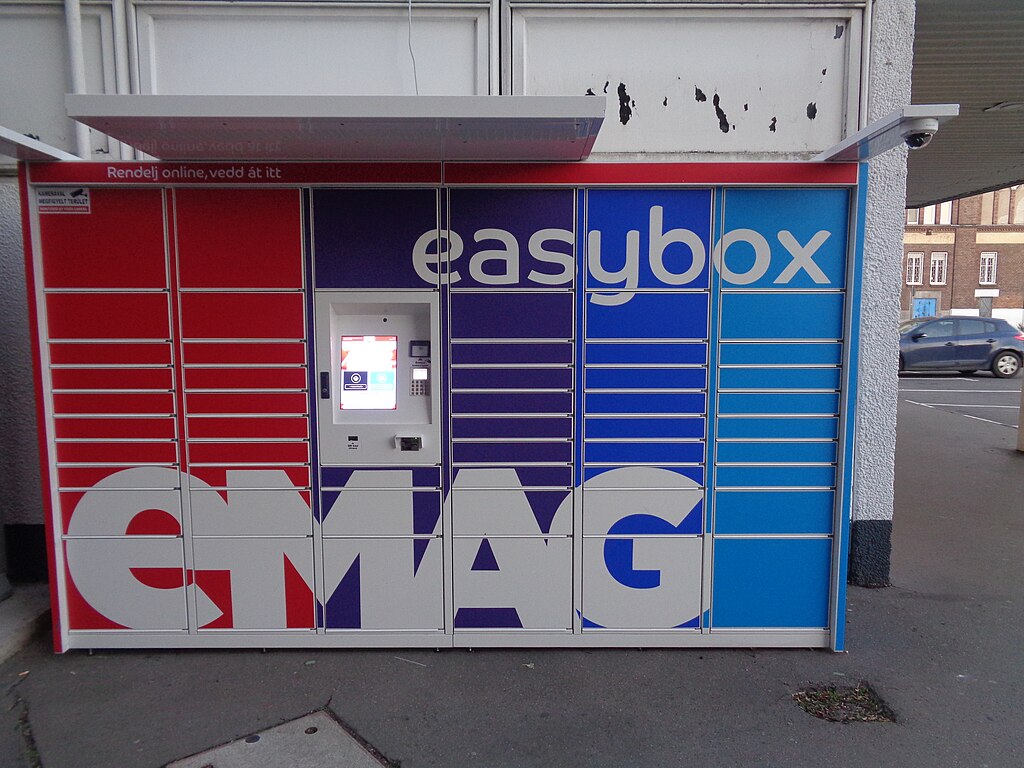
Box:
left=814, top=105, right=957, bottom=162
left=900, top=117, right=939, bottom=150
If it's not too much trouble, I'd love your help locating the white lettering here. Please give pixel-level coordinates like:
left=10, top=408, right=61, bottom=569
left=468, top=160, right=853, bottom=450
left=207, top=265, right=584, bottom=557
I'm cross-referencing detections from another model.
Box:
left=526, top=228, right=574, bottom=285
left=712, top=228, right=772, bottom=285
left=469, top=228, right=519, bottom=285
left=648, top=206, right=707, bottom=286
left=412, top=229, right=463, bottom=285
left=587, top=229, right=640, bottom=306
left=775, top=230, right=831, bottom=284
left=410, top=219, right=836, bottom=296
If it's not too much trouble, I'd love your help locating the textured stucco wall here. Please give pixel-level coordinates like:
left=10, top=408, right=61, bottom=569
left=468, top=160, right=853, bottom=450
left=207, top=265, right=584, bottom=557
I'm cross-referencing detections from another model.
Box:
left=0, top=176, right=43, bottom=526
left=855, top=0, right=916, bottom=528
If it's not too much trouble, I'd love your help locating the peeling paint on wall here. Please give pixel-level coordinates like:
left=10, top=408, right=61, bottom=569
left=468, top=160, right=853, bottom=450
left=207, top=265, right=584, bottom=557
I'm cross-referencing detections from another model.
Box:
left=807, top=102, right=818, bottom=120
left=694, top=87, right=707, bottom=103
left=617, top=82, right=632, bottom=125
left=712, top=94, right=730, bottom=133
left=769, top=116, right=778, bottom=132
left=834, top=24, right=845, bottom=39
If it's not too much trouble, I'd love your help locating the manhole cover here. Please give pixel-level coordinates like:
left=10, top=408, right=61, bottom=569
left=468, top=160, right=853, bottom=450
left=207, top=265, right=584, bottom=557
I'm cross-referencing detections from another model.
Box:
left=792, top=681, right=897, bottom=723
left=167, top=711, right=392, bottom=768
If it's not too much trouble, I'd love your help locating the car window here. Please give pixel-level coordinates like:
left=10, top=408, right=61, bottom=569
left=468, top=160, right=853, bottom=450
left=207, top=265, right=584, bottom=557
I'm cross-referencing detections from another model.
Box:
left=959, top=319, right=986, bottom=335
left=984, top=321, right=999, bottom=334
left=899, top=318, right=930, bottom=333
left=917, top=319, right=956, bottom=338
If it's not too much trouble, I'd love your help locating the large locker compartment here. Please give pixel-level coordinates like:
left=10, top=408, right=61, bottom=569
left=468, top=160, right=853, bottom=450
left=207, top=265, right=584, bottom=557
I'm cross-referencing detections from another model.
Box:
left=23, top=161, right=862, bottom=651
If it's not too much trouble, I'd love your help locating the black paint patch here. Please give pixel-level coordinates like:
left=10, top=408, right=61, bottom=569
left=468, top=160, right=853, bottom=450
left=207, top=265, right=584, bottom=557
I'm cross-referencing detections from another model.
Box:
left=822, top=67, right=828, bottom=76
left=848, top=520, right=892, bottom=587
left=769, top=116, right=777, bottom=132
left=603, top=81, right=609, bottom=94
left=631, top=99, right=636, bottom=108
left=617, top=83, right=632, bottom=125
left=695, top=87, right=707, bottom=103
left=712, top=94, right=729, bottom=133
left=807, top=102, right=818, bottom=120
left=663, top=97, right=668, bottom=107
left=743, top=103, right=749, bottom=111
left=585, top=88, right=595, bottom=96
left=835, top=24, right=845, bottom=39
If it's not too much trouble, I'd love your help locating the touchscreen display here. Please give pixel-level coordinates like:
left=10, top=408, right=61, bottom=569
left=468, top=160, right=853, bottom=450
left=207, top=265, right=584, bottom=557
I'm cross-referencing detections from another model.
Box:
left=340, top=335, right=398, bottom=410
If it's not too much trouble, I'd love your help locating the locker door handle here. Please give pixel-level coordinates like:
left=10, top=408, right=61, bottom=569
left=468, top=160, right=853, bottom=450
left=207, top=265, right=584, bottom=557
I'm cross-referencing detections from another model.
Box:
left=320, top=372, right=330, bottom=399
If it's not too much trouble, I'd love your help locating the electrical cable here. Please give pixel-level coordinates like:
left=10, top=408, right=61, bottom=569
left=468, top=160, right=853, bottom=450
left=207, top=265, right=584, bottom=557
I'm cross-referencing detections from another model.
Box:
left=407, top=0, right=420, bottom=96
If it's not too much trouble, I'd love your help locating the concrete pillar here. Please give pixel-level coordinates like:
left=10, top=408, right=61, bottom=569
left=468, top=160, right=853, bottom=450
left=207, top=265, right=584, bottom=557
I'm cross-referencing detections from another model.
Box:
left=848, top=0, right=916, bottom=587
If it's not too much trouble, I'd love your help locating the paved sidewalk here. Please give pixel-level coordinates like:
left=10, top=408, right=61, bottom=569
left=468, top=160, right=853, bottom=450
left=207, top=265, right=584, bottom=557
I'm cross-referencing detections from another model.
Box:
left=0, top=585, right=49, bottom=666
left=2, top=398, right=1021, bottom=768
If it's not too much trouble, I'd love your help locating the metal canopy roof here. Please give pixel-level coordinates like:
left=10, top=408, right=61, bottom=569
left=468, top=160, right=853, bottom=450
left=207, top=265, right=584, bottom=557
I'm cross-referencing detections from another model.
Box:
left=907, top=0, right=1024, bottom=206
left=0, top=125, right=78, bottom=162
left=65, top=94, right=606, bottom=162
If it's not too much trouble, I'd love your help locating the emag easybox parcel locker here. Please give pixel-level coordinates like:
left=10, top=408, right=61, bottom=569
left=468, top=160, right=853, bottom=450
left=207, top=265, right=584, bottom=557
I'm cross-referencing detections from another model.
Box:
left=21, top=160, right=864, bottom=652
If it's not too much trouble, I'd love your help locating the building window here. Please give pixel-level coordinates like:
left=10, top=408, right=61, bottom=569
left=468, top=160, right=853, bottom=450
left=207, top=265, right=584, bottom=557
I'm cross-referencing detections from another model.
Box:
left=906, top=253, right=924, bottom=285
left=929, top=252, right=947, bottom=285
left=906, top=208, right=920, bottom=225
left=980, top=252, right=997, bottom=285
left=920, top=202, right=953, bottom=226
left=937, top=201, right=952, bottom=224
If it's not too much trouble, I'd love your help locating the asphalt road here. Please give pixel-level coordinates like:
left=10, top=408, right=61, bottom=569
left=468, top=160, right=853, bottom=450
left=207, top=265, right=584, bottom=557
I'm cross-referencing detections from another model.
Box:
left=898, top=370, right=1021, bottom=430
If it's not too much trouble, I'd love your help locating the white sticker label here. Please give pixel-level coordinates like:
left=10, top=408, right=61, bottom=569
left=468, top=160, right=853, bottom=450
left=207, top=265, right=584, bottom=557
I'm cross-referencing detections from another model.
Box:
left=36, top=187, right=91, bottom=214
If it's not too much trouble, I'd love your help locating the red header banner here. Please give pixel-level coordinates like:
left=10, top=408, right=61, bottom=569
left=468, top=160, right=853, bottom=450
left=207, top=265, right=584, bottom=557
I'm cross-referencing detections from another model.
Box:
left=26, top=161, right=860, bottom=187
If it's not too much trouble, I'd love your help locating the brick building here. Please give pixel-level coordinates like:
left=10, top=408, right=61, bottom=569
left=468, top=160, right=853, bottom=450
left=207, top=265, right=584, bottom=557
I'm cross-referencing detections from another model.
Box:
left=903, top=186, right=1024, bottom=328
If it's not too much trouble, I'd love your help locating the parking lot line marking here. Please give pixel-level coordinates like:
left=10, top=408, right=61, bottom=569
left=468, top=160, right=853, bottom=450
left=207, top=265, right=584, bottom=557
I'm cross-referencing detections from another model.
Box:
left=898, top=389, right=1022, bottom=394
left=962, top=414, right=1018, bottom=429
left=913, top=403, right=1019, bottom=409
left=900, top=376, right=977, bottom=381
left=904, top=399, right=1020, bottom=429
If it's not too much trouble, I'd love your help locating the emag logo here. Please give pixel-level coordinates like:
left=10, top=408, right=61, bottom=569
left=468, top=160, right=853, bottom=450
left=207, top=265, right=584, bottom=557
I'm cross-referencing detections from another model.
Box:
left=411, top=205, right=836, bottom=304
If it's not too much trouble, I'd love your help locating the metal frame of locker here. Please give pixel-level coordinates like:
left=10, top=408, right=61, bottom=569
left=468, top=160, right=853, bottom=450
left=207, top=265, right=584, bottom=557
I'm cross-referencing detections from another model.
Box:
left=19, top=160, right=863, bottom=652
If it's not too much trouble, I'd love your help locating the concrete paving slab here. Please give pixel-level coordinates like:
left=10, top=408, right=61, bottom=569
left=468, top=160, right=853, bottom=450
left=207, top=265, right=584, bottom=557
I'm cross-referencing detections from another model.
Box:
left=167, top=711, right=388, bottom=768
left=0, top=584, right=49, bottom=664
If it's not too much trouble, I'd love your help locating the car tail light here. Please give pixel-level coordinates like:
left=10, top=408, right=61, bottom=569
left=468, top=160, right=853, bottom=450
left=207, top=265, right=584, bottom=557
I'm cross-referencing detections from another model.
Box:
left=1016, top=334, right=1024, bottom=341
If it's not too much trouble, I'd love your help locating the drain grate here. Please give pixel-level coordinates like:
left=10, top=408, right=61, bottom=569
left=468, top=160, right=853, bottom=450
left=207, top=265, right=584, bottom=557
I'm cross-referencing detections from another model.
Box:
left=167, top=710, right=392, bottom=768
left=792, top=681, right=897, bottom=723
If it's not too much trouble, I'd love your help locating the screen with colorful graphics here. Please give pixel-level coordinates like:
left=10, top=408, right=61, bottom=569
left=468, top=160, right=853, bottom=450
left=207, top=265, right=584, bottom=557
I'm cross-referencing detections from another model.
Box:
left=340, top=335, right=398, bottom=410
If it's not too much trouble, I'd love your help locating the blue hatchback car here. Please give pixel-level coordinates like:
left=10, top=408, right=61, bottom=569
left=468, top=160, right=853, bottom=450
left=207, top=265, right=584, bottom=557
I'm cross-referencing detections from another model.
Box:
left=899, top=316, right=1024, bottom=377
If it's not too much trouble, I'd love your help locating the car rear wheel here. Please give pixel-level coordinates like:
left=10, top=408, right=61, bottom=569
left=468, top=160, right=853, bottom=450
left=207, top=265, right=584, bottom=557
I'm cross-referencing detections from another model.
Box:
left=991, top=351, right=1021, bottom=378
